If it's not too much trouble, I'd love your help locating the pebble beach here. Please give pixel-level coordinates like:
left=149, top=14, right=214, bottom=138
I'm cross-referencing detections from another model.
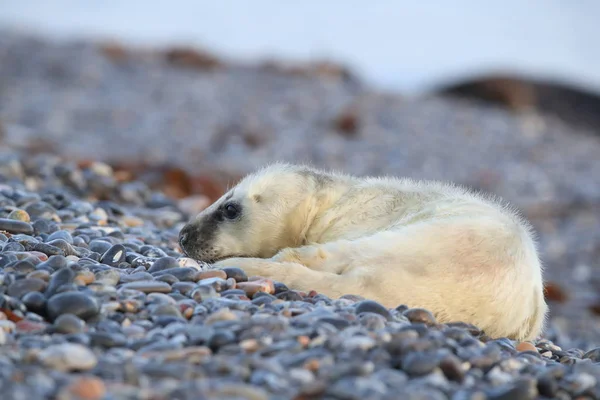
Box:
left=0, top=30, right=600, bottom=399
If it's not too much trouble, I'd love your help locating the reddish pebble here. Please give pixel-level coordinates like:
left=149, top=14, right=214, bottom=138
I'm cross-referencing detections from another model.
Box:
left=516, top=342, right=538, bottom=353
left=237, top=278, right=275, bottom=296
left=77, top=270, right=95, bottom=285
left=297, top=336, right=310, bottom=347
left=179, top=303, right=194, bottom=319
left=196, top=270, right=227, bottom=281
left=63, top=376, right=106, bottom=400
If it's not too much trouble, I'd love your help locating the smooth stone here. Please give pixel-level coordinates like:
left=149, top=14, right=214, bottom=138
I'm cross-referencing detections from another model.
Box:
left=45, top=267, right=76, bottom=298
left=100, top=244, right=127, bottom=266
left=151, top=304, right=183, bottom=318
left=146, top=292, right=177, bottom=305
left=7, top=209, right=30, bottom=222
left=147, top=256, right=179, bottom=273
left=89, top=331, right=128, bottom=348
left=22, top=291, right=47, bottom=314
left=153, top=267, right=197, bottom=282
left=237, top=279, right=275, bottom=297
left=38, top=343, right=97, bottom=372
left=276, top=290, right=304, bottom=301
left=7, top=277, right=47, bottom=299
left=401, top=351, right=442, bottom=376
left=177, top=257, right=202, bottom=269
left=2, top=242, right=25, bottom=252
left=24, top=201, right=57, bottom=220
left=172, top=282, right=196, bottom=296
left=197, top=277, right=232, bottom=292
left=0, top=218, right=34, bottom=234
left=27, top=269, right=51, bottom=281
left=53, top=313, right=86, bottom=334
left=197, top=270, right=228, bottom=281
left=355, top=300, right=392, bottom=320
left=39, top=255, right=68, bottom=270
left=31, top=242, right=65, bottom=257
left=155, top=274, right=179, bottom=285
left=95, top=269, right=121, bottom=286
left=59, top=376, right=106, bottom=400
left=273, top=282, right=289, bottom=294
left=46, top=239, right=77, bottom=256
left=222, top=267, right=248, bottom=282
left=439, top=354, right=465, bottom=382
left=121, top=281, right=172, bottom=293
left=403, top=308, right=437, bottom=325
left=190, top=285, right=219, bottom=302
left=11, top=259, right=37, bottom=274
left=46, top=291, right=100, bottom=321
left=88, top=239, right=113, bottom=254
left=47, top=230, right=74, bottom=244
left=120, top=272, right=154, bottom=283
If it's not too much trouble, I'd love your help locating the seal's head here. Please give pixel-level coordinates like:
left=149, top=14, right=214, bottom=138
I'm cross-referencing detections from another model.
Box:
left=178, top=163, right=319, bottom=262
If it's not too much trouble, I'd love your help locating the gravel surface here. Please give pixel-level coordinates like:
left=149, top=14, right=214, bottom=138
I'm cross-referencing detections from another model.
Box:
left=0, top=153, right=597, bottom=399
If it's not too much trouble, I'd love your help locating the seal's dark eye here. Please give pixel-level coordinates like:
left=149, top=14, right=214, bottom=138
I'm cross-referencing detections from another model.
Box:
left=223, top=203, right=239, bottom=219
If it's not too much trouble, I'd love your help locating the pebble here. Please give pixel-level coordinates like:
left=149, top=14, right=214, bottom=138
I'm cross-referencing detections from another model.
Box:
left=38, top=343, right=98, bottom=372
left=95, top=269, right=121, bottom=286
left=0, top=217, right=34, bottom=234
left=120, top=280, right=172, bottom=293
left=7, top=209, right=30, bottom=222
left=53, top=313, right=86, bottom=334
left=59, top=376, right=106, bottom=400
left=147, top=256, right=179, bottom=273
left=237, top=278, right=275, bottom=297
left=7, top=277, right=46, bottom=298
left=516, top=341, right=538, bottom=353
left=100, top=244, right=127, bottom=266
left=355, top=299, right=392, bottom=320
left=46, top=291, right=100, bottom=321
left=403, top=308, right=437, bottom=325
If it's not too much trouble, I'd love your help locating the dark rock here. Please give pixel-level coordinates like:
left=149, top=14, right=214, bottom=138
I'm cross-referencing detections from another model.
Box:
left=100, top=244, right=127, bottom=266
left=0, top=218, right=33, bottom=234
left=45, top=267, right=76, bottom=298
left=355, top=300, right=392, bottom=320
left=22, top=291, right=47, bottom=314
left=46, top=291, right=100, bottom=321
left=147, top=256, right=179, bottom=273
left=222, top=267, right=248, bottom=282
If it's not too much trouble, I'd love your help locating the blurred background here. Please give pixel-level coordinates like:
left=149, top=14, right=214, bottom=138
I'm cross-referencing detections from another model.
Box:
left=1, top=1, right=599, bottom=348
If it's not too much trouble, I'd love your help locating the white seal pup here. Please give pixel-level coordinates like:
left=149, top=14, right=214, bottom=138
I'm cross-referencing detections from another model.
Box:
left=178, top=163, right=548, bottom=340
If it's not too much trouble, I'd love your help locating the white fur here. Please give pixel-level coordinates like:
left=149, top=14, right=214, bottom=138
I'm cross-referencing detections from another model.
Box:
left=188, top=162, right=548, bottom=340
